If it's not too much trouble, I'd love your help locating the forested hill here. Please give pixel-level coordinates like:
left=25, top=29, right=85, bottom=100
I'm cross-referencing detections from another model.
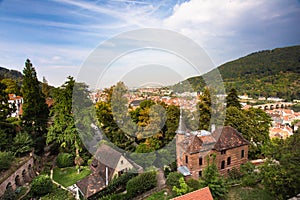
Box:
left=186, top=45, right=300, bottom=100
left=0, top=66, right=23, bottom=80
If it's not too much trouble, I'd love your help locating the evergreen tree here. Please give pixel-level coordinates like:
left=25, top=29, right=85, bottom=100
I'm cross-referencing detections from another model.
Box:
left=47, top=77, right=85, bottom=158
left=226, top=88, right=241, bottom=109
left=21, top=59, right=49, bottom=136
left=198, top=87, right=211, bottom=130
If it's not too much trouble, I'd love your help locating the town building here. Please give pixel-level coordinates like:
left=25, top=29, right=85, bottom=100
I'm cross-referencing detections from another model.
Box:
left=76, top=143, right=142, bottom=199
left=176, top=112, right=249, bottom=179
left=8, top=94, right=23, bottom=117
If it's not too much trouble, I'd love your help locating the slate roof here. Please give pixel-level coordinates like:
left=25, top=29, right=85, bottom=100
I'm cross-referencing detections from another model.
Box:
left=171, top=187, right=213, bottom=200
left=94, top=143, right=123, bottom=169
left=212, top=126, right=250, bottom=151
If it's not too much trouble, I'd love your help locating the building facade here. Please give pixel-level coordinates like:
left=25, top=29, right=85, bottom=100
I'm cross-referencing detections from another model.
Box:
left=176, top=114, right=249, bottom=179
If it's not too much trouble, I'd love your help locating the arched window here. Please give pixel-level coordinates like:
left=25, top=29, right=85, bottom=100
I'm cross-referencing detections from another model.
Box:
left=221, top=160, right=225, bottom=169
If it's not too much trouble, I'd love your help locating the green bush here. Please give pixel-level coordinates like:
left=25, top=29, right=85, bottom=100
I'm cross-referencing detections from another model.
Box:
left=126, top=171, right=157, bottom=198
left=186, top=178, right=200, bottom=191
left=30, top=175, right=53, bottom=196
left=166, top=172, right=183, bottom=188
left=56, top=153, right=74, bottom=168
left=89, top=172, right=137, bottom=200
left=0, top=151, right=14, bottom=171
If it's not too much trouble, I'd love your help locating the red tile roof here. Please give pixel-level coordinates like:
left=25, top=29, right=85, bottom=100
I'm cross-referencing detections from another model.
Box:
left=212, top=126, right=250, bottom=151
left=171, top=187, right=213, bottom=200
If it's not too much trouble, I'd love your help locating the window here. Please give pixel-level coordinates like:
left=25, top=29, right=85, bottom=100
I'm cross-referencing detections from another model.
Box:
left=241, top=150, right=245, bottom=158
left=227, top=157, right=231, bottom=165
left=121, top=160, right=123, bottom=165
left=185, top=155, right=188, bottom=163
left=199, top=157, right=203, bottom=165
left=221, top=160, right=225, bottom=169
left=221, top=150, right=226, bottom=155
left=199, top=171, right=202, bottom=177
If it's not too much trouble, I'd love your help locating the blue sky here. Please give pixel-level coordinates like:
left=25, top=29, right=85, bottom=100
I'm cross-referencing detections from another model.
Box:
left=0, top=0, right=300, bottom=87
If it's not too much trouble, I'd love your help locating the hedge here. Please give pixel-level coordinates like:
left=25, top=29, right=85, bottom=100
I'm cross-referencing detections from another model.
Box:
left=126, top=171, right=157, bottom=198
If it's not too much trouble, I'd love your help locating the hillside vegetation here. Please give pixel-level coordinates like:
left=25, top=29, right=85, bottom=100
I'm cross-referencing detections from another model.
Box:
left=187, top=45, right=300, bottom=100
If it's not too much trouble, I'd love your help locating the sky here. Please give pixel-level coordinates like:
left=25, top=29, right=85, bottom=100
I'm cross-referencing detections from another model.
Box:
left=0, top=0, right=300, bottom=88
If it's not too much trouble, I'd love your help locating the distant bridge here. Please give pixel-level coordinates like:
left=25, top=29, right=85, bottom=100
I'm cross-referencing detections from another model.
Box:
left=253, top=102, right=295, bottom=110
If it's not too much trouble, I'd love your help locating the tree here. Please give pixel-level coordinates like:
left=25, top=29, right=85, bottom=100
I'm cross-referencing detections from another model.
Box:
left=0, top=151, right=14, bottom=171
left=199, top=154, right=228, bottom=199
left=21, top=59, right=49, bottom=136
left=30, top=175, right=53, bottom=196
left=225, top=107, right=271, bottom=159
left=172, top=177, right=190, bottom=196
left=0, top=78, right=20, bottom=95
left=260, top=130, right=300, bottom=199
left=198, top=87, right=211, bottom=130
left=47, top=77, right=82, bottom=157
left=0, top=82, right=14, bottom=121
left=166, top=172, right=183, bottom=188
left=0, top=82, right=16, bottom=152
left=226, top=88, right=241, bottom=109
left=12, top=132, right=33, bottom=157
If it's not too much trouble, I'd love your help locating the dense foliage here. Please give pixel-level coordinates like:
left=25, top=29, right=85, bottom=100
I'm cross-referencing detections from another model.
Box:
left=21, top=59, right=49, bottom=155
left=126, top=171, right=157, bottom=198
left=187, top=45, right=300, bottom=100
left=30, top=175, right=53, bottom=196
left=56, top=153, right=74, bottom=168
left=0, top=151, right=14, bottom=171
left=89, top=172, right=137, bottom=200
left=166, top=172, right=184, bottom=188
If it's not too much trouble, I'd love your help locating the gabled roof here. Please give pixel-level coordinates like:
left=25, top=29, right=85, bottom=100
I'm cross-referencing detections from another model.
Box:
left=171, top=187, right=213, bottom=200
left=179, top=135, right=203, bottom=154
left=94, top=143, right=123, bottom=169
left=212, top=126, right=250, bottom=151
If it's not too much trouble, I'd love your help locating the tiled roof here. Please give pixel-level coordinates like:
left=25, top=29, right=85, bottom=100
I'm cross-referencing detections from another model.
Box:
left=76, top=172, right=106, bottom=198
left=212, top=126, right=250, bottom=151
left=171, top=187, right=213, bottom=200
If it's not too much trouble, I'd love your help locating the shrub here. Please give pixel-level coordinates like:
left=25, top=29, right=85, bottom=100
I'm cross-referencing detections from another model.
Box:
left=56, top=153, right=74, bottom=168
left=186, top=178, right=200, bottom=191
left=126, top=171, right=157, bottom=198
left=30, top=175, right=53, bottom=196
left=0, top=151, right=14, bottom=171
left=166, top=172, right=183, bottom=188
left=89, top=172, right=137, bottom=200
left=1, top=187, right=16, bottom=200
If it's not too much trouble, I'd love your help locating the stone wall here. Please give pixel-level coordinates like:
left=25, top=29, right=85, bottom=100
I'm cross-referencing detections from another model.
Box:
left=0, top=157, right=35, bottom=197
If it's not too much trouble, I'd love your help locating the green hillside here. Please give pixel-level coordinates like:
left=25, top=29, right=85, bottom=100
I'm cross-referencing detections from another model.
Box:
left=187, top=45, right=300, bottom=100
left=0, top=66, right=23, bottom=80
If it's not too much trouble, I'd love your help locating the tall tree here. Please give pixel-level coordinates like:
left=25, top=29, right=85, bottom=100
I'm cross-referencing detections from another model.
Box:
left=21, top=59, right=49, bottom=135
left=226, top=88, right=241, bottom=109
left=47, top=77, right=84, bottom=158
left=198, top=87, right=211, bottom=130
left=0, top=82, right=16, bottom=151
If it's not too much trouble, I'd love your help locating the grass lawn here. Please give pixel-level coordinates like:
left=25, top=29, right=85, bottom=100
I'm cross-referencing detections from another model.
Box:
left=53, top=166, right=90, bottom=187
left=225, top=185, right=274, bottom=200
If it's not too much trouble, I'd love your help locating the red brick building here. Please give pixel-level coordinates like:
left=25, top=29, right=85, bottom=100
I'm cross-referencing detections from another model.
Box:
left=176, top=114, right=249, bottom=179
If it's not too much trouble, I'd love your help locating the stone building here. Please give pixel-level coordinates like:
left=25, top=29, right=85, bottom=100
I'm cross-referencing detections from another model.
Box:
left=176, top=113, right=249, bottom=179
